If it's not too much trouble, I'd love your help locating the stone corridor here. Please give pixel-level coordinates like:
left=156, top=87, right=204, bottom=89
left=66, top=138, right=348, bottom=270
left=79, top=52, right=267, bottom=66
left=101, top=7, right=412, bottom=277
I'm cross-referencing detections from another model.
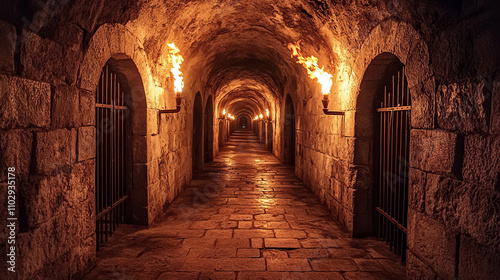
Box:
left=83, top=130, right=405, bottom=280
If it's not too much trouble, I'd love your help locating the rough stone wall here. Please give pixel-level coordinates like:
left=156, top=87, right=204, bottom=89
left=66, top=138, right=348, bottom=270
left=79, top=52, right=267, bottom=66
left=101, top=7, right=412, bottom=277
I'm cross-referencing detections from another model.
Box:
left=406, top=78, right=500, bottom=280
left=294, top=97, right=349, bottom=230
left=291, top=4, right=500, bottom=279
left=0, top=19, right=95, bottom=279
left=157, top=112, right=191, bottom=221
left=0, top=21, right=193, bottom=279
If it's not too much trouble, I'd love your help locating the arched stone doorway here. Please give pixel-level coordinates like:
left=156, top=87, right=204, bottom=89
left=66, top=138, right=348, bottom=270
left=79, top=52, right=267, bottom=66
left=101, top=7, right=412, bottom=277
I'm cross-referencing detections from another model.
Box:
left=193, top=92, right=203, bottom=171
left=218, top=119, right=225, bottom=147
left=94, top=56, right=149, bottom=250
left=267, top=121, right=273, bottom=150
left=239, top=115, right=249, bottom=129
left=284, top=94, right=295, bottom=165
left=356, top=53, right=411, bottom=261
left=204, top=96, right=214, bottom=164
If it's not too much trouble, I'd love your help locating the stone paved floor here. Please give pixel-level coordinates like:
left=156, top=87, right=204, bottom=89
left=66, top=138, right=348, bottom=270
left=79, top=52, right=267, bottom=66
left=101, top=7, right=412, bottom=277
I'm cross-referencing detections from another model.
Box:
left=83, top=130, right=406, bottom=280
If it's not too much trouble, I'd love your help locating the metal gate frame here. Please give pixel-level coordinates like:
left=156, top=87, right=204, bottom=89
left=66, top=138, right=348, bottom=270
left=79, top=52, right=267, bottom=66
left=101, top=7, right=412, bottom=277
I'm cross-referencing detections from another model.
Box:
left=95, top=65, right=129, bottom=250
left=375, top=66, right=411, bottom=262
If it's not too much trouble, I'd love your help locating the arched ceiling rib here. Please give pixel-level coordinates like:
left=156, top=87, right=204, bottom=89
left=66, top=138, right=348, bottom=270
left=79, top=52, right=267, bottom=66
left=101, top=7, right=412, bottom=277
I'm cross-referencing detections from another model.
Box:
left=127, top=0, right=360, bottom=117
left=29, top=0, right=410, bottom=117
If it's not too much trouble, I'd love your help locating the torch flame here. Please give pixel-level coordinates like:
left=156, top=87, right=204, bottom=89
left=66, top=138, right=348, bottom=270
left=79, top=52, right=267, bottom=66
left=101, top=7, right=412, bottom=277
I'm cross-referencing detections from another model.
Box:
left=288, top=42, right=332, bottom=95
left=266, top=109, right=269, bottom=117
left=223, top=109, right=226, bottom=116
left=167, top=43, right=184, bottom=94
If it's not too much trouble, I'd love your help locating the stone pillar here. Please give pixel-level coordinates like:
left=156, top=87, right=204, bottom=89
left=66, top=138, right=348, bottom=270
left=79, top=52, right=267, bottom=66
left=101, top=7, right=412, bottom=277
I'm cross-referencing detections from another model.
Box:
left=264, top=121, right=269, bottom=147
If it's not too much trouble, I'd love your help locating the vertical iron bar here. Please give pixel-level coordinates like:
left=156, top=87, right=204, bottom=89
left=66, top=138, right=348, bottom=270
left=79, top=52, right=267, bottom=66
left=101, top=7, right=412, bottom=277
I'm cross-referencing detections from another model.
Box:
left=389, top=74, right=395, bottom=250
left=115, top=74, right=118, bottom=231
left=378, top=99, right=383, bottom=238
left=399, top=69, right=404, bottom=255
left=403, top=67, right=410, bottom=261
left=96, top=72, right=101, bottom=250
left=395, top=70, right=400, bottom=255
left=384, top=86, right=389, bottom=242
left=117, top=82, right=120, bottom=230
left=102, top=66, right=107, bottom=244
left=104, top=67, right=108, bottom=241
left=111, top=73, right=115, bottom=234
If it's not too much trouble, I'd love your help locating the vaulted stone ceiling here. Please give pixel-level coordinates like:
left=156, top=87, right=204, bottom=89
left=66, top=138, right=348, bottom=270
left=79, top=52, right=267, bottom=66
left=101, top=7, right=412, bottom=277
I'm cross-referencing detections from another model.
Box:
left=2, top=0, right=478, bottom=117
left=129, top=0, right=390, bottom=116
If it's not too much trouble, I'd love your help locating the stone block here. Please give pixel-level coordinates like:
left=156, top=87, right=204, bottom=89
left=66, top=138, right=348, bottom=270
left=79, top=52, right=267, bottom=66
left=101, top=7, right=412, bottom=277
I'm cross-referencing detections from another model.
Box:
left=148, top=158, right=160, bottom=186
left=79, top=89, right=95, bottom=126
left=68, top=160, right=95, bottom=207
left=36, top=129, right=77, bottom=175
left=132, top=108, right=148, bottom=136
left=408, top=168, right=426, bottom=213
left=0, top=75, right=51, bottom=129
left=406, top=250, right=436, bottom=280
left=424, top=174, right=462, bottom=225
left=410, top=77, right=435, bottom=129
left=437, top=81, right=488, bottom=133
left=352, top=138, right=371, bottom=165
left=462, top=134, right=500, bottom=191
left=405, top=39, right=431, bottom=89
left=16, top=221, right=58, bottom=279
left=16, top=198, right=93, bottom=279
left=22, top=175, right=67, bottom=227
left=20, top=31, right=82, bottom=85
left=458, top=236, right=500, bottom=280
left=0, top=130, right=32, bottom=182
left=148, top=109, right=159, bottom=135
left=0, top=20, right=16, bottom=74
left=424, top=172, right=500, bottom=251
left=52, top=85, right=79, bottom=128
left=349, top=110, right=374, bottom=139
left=105, top=24, right=126, bottom=55
left=347, top=164, right=372, bottom=190
left=78, top=126, right=95, bottom=162
left=133, top=136, right=148, bottom=163
left=410, top=129, right=460, bottom=175
left=407, top=209, right=456, bottom=280
left=455, top=183, right=500, bottom=251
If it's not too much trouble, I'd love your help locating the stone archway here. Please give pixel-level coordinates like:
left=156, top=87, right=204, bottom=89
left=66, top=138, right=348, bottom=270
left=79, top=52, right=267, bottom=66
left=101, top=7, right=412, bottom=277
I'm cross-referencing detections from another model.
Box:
left=350, top=20, right=433, bottom=241
left=204, top=95, right=214, bottom=164
left=238, top=115, right=250, bottom=129
left=267, top=120, right=273, bottom=151
left=193, top=92, right=203, bottom=170
left=284, top=94, right=295, bottom=165
left=79, top=25, right=155, bottom=254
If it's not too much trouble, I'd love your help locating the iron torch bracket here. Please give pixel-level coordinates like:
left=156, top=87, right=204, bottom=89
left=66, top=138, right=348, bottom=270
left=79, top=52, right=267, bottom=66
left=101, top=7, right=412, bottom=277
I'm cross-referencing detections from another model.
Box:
left=322, top=99, right=345, bottom=116
left=159, top=96, right=182, bottom=114
left=322, top=98, right=345, bottom=136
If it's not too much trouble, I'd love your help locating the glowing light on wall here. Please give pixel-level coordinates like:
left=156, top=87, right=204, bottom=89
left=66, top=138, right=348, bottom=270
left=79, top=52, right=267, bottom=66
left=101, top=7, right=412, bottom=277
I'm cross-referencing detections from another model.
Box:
left=288, top=42, right=333, bottom=95
left=167, top=43, right=184, bottom=95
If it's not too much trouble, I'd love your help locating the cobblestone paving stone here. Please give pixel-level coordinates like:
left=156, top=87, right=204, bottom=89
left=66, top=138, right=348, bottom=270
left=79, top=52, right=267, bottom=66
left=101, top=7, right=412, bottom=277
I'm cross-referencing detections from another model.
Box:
left=83, top=130, right=406, bottom=280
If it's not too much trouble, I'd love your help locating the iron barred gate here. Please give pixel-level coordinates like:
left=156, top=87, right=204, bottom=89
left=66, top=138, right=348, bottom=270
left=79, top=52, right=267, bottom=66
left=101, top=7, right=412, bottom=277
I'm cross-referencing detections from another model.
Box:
left=375, top=65, right=411, bottom=262
left=95, top=65, right=129, bottom=250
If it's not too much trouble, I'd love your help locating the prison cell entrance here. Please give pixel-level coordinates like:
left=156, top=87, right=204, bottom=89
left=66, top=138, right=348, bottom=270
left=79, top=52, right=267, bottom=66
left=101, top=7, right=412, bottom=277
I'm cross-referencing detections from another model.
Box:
left=284, top=94, right=295, bottom=165
left=95, top=65, right=130, bottom=250
left=375, top=65, right=411, bottom=262
left=239, top=115, right=249, bottom=129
